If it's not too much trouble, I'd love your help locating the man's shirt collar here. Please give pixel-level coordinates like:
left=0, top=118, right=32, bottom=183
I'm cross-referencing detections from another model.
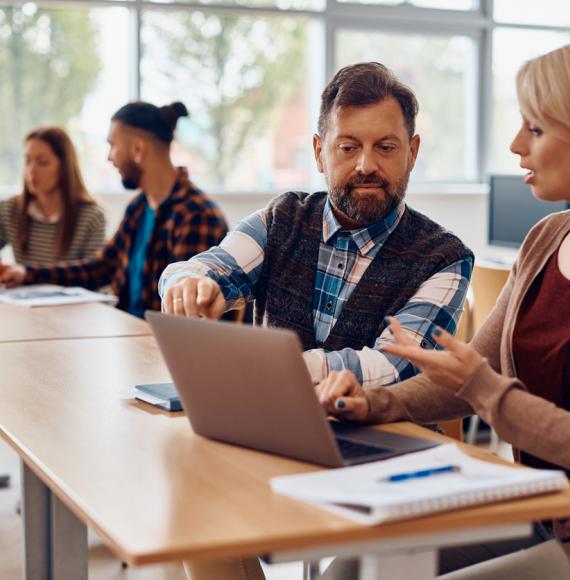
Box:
left=322, top=198, right=405, bottom=255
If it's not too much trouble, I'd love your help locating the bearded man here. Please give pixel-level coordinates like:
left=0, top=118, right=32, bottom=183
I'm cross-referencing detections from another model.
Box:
left=159, top=62, right=473, bottom=388
left=0, top=101, right=228, bottom=317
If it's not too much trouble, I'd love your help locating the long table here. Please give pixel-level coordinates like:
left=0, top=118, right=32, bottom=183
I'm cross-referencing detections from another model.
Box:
left=0, top=302, right=150, bottom=343
left=2, top=332, right=570, bottom=580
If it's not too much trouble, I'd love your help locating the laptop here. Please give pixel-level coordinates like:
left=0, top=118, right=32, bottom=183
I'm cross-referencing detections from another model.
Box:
left=146, top=312, right=439, bottom=467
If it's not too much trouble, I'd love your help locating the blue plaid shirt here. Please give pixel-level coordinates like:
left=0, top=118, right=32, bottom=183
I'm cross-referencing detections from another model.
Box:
left=160, top=199, right=472, bottom=386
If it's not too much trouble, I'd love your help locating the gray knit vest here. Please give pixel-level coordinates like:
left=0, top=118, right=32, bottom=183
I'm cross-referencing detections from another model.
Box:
left=254, top=191, right=472, bottom=352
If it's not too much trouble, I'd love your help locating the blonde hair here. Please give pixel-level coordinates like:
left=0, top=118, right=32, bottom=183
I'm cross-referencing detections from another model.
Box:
left=516, top=44, right=570, bottom=131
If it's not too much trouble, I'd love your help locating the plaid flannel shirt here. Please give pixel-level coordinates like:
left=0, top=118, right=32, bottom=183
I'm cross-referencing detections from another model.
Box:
left=24, top=168, right=228, bottom=315
left=160, top=198, right=473, bottom=386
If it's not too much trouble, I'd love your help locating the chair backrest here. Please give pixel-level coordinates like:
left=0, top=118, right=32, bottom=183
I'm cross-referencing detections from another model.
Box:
left=439, top=419, right=463, bottom=442
left=470, top=264, right=510, bottom=332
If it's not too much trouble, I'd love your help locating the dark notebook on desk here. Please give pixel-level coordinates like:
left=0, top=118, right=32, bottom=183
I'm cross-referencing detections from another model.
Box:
left=146, top=312, right=439, bottom=467
left=134, top=382, right=182, bottom=412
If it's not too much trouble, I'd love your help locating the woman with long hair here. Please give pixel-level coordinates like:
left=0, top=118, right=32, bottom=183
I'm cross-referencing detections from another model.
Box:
left=0, top=126, right=105, bottom=264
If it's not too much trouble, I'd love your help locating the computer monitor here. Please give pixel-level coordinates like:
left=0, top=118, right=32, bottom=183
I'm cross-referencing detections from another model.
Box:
left=488, top=175, right=569, bottom=249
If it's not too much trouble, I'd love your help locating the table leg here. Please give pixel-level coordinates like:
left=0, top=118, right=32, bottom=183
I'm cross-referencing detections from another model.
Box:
left=21, top=461, right=88, bottom=580
left=51, top=493, right=88, bottom=580
left=360, top=548, right=437, bottom=580
left=0, top=471, right=10, bottom=487
left=22, top=462, right=51, bottom=580
left=303, top=561, right=321, bottom=579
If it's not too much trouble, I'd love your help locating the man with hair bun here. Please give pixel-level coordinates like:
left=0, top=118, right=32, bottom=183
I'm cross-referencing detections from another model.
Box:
left=0, top=101, right=228, bottom=317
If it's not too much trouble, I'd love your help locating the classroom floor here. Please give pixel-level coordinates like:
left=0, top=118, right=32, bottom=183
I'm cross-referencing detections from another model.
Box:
left=0, top=436, right=512, bottom=580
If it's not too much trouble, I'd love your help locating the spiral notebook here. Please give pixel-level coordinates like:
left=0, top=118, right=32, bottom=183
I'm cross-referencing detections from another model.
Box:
left=271, top=444, right=568, bottom=524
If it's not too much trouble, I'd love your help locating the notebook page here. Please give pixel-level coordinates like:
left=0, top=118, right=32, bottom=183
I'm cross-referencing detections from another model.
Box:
left=271, top=444, right=568, bottom=524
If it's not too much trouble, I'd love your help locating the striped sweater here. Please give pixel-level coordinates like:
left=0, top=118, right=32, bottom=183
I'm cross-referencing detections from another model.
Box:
left=0, top=196, right=106, bottom=264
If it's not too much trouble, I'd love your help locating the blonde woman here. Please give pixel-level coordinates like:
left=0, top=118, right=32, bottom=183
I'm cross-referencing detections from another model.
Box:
left=317, top=44, right=570, bottom=578
left=0, top=127, right=105, bottom=264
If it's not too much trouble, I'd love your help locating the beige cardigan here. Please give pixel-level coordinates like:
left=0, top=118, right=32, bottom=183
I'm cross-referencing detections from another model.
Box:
left=367, top=210, right=570, bottom=470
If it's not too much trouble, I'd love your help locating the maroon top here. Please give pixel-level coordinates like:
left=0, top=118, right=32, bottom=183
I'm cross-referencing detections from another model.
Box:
left=513, top=246, right=570, bottom=471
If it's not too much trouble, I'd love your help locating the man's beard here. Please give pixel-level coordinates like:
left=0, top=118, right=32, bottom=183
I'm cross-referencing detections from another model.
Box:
left=120, top=160, right=142, bottom=190
left=328, top=171, right=410, bottom=227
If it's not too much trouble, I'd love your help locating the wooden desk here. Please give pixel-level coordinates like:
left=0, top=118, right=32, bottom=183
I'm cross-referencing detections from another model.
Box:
left=1, top=336, right=570, bottom=580
left=0, top=302, right=151, bottom=343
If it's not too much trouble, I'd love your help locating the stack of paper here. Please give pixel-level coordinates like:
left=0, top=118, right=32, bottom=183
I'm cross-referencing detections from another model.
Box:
left=0, top=284, right=117, bottom=307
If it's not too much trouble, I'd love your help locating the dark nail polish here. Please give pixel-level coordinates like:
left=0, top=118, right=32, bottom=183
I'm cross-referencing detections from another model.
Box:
left=432, top=327, right=442, bottom=337
left=336, top=400, right=346, bottom=409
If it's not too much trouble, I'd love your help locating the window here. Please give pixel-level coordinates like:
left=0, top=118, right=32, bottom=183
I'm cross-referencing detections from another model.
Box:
left=490, top=27, right=570, bottom=174
left=494, top=0, right=570, bottom=27
left=336, top=30, right=477, bottom=181
left=0, top=5, right=130, bottom=192
left=0, top=0, right=569, bottom=193
left=141, top=11, right=315, bottom=192
left=336, top=0, right=477, bottom=8
left=161, top=0, right=324, bottom=8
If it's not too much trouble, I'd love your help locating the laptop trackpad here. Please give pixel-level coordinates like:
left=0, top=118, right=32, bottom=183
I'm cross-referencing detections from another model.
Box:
left=335, top=436, right=393, bottom=461
left=330, top=420, right=440, bottom=465
left=330, top=422, right=393, bottom=463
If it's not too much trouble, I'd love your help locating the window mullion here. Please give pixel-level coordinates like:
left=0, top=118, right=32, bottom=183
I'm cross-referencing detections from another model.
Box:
left=129, top=0, right=142, bottom=100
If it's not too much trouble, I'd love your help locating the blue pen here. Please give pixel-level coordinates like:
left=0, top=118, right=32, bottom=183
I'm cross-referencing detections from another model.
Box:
left=381, top=464, right=460, bottom=483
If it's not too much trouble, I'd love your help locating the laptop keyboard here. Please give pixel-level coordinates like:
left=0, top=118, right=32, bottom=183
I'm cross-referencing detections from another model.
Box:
left=336, top=437, right=391, bottom=460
